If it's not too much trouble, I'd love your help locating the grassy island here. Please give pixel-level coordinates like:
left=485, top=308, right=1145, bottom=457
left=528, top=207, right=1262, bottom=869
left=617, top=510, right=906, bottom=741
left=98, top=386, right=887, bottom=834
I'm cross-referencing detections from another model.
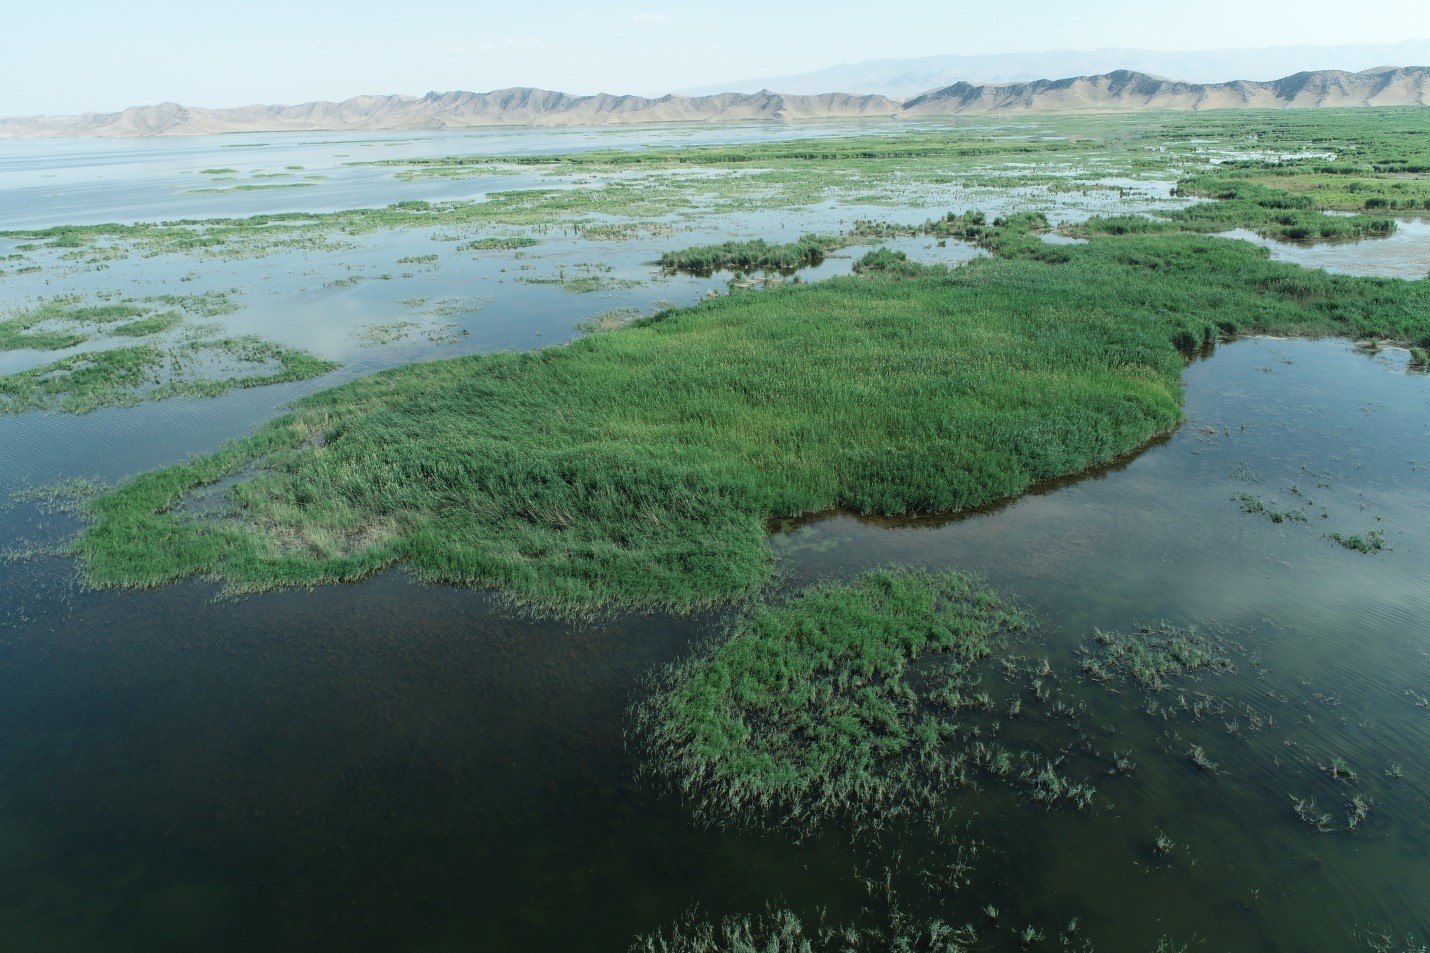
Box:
left=77, top=218, right=1429, bottom=609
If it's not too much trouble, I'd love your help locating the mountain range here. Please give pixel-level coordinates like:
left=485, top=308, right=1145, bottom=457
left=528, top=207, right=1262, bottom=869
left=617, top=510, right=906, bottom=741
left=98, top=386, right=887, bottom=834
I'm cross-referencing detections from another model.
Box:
left=1, top=67, right=1425, bottom=139
left=683, top=39, right=1430, bottom=99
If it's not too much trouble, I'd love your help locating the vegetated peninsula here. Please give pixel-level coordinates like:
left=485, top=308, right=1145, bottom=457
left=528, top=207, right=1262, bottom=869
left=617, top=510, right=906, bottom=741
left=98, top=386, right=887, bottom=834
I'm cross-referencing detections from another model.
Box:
left=4, top=67, right=1427, bottom=139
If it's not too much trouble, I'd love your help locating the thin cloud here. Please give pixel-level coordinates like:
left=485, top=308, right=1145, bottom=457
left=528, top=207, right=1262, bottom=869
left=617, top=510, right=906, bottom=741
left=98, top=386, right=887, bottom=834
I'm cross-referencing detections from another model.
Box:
left=476, top=37, right=548, bottom=52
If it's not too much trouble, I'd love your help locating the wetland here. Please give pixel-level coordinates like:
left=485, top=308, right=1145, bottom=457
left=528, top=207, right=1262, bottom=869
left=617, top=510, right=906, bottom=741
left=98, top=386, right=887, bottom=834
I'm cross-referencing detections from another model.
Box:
left=0, top=109, right=1426, bottom=952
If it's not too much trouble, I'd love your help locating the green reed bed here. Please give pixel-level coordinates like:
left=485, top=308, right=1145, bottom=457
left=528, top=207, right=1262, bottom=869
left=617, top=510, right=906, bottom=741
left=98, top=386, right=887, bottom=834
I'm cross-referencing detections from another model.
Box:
left=852, top=210, right=1051, bottom=251
left=1205, top=166, right=1430, bottom=214
left=461, top=235, right=539, bottom=251
left=658, top=234, right=847, bottom=274
left=78, top=227, right=1429, bottom=607
left=1074, top=177, right=1397, bottom=242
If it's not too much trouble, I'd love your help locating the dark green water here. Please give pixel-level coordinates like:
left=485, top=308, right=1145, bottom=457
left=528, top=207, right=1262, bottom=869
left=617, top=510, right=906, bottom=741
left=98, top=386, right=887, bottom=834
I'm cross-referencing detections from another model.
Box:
left=0, top=337, right=1425, bottom=952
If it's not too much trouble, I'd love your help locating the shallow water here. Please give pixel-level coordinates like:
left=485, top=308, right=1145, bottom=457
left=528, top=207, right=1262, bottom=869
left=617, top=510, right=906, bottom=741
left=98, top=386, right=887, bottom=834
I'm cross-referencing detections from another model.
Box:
left=1223, top=219, right=1430, bottom=279
left=0, top=127, right=1427, bottom=952
left=0, top=122, right=979, bottom=228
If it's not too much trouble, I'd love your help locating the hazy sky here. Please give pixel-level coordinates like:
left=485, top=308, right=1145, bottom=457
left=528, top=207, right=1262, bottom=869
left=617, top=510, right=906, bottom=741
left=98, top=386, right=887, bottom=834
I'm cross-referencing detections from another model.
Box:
left=4, top=0, right=1429, bottom=114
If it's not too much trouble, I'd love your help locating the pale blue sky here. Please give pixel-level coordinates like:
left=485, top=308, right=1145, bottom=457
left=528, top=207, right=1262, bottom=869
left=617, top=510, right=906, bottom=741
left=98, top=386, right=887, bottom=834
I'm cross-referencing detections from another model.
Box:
left=4, top=0, right=1429, bottom=114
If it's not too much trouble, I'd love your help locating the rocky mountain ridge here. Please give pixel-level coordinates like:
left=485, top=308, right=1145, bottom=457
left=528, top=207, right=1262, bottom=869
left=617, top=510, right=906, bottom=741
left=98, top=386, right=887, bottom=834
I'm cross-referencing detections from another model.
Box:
left=2, top=67, right=1424, bottom=139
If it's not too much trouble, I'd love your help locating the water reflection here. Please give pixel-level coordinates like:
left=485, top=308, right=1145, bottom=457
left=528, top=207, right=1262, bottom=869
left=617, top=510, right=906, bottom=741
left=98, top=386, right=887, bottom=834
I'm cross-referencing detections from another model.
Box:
left=1223, top=217, right=1430, bottom=279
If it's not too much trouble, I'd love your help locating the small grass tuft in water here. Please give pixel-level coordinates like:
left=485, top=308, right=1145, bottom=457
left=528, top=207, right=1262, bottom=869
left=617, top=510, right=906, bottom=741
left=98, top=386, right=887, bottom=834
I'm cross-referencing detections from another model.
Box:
left=630, top=906, right=979, bottom=953
left=1080, top=624, right=1232, bottom=690
left=1326, top=530, right=1386, bottom=553
left=1325, top=757, right=1359, bottom=783
left=1292, top=796, right=1333, bottom=832
left=1235, top=493, right=1307, bottom=523
left=1186, top=745, right=1218, bottom=772
left=1346, top=794, right=1373, bottom=831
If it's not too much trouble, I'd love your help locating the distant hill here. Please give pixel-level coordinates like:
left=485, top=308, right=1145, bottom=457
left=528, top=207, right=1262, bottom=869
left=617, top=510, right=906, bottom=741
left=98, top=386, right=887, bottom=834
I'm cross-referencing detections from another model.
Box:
left=0, top=89, right=902, bottom=138
left=1, top=68, right=1426, bottom=139
left=682, top=39, right=1430, bottom=99
left=902, top=67, right=1430, bottom=114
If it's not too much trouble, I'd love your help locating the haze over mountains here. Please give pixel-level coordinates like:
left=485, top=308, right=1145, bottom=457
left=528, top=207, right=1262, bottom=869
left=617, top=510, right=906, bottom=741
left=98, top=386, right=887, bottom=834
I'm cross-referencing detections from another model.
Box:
left=1, top=66, right=1426, bottom=139
left=685, top=39, right=1430, bottom=99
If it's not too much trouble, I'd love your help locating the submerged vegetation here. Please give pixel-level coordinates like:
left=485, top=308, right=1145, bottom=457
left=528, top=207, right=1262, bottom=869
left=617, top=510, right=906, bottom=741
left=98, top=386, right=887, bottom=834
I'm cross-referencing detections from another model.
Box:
left=631, top=906, right=1195, bottom=953
left=0, top=299, right=147, bottom=351
left=0, top=286, right=325, bottom=414
left=0, top=291, right=243, bottom=353
left=0, top=337, right=338, bottom=414
left=10, top=109, right=1428, bottom=268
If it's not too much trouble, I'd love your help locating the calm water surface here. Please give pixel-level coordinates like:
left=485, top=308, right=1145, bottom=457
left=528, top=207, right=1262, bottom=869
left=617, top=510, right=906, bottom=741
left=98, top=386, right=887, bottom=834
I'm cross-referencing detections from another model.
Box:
left=0, top=128, right=1426, bottom=952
